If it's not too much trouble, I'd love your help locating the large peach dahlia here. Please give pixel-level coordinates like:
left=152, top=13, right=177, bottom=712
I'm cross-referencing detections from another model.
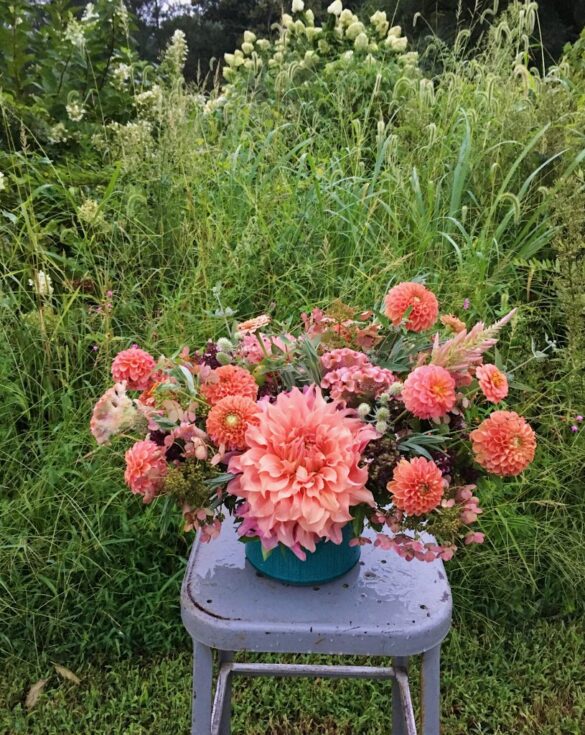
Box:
left=227, top=387, right=377, bottom=559
left=470, top=410, right=536, bottom=476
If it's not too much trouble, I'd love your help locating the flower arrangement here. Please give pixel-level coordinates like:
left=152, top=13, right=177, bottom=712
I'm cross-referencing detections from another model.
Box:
left=90, top=281, right=536, bottom=563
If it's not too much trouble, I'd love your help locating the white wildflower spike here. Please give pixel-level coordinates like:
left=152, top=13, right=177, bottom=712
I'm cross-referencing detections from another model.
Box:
left=243, top=30, right=256, bottom=44
left=346, top=21, right=365, bottom=40
left=292, top=0, right=304, bottom=13
left=28, top=270, right=54, bottom=297
left=327, top=0, right=343, bottom=17
left=354, top=32, right=369, bottom=52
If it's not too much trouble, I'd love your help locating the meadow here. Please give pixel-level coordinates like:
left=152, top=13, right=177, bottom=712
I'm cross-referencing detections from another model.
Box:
left=1, top=1, right=584, bottom=732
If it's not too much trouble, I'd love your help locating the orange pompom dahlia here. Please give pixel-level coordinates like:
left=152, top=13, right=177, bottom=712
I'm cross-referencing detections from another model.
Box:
left=206, top=395, right=260, bottom=450
left=476, top=364, right=508, bottom=403
left=388, top=457, right=445, bottom=515
left=124, top=439, right=167, bottom=503
left=383, top=282, right=439, bottom=332
left=200, top=365, right=258, bottom=406
left=402, top=365, right=456, bottom=419
left=470, top=410, right=536, bottom=476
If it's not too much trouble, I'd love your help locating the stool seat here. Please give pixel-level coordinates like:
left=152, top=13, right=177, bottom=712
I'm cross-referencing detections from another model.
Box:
left=181, top=518, right=452, bottom=735
left=181, top=519, right=452, bottom=657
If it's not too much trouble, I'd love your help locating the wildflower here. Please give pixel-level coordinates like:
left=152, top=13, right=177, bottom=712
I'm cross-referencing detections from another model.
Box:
left=66, top=101, right=85, bottom=122
left=228, top=386, right=377, bottom=559
left=28, top=270, right=53, bottom=297
left=388, top=457, right=445, bottom=515
left=200, top=365, right=258, bottom=406
left=164, top=29, right=188, bottom=74
left=124, top=439, right=168, bottom=503
left=111, top=347, right=156, bottom=391
left=470, top=411, right=536, bottom=476
left=90, top=383, right=139, bottom=444
left=383, top=282, right=439, bottom=332
left=375, top=421, right=388, bottom=434
left=345, top=21, right=365, bottom=40
left=354, top=32, right=369, bottom=52
left=112, top=63, right=131, bottom=87
left=357, top=403, right=371, bottom=418
left=77, top=198, right=104, bottom=227
left=241, top=42, right=254, bottom=55
left=206, top=395, right=260, bottom=450
left=292, top=0, right=304, bottom=12
left=256, top=39, right=271, bottom=51
left=576, top=415, right=583, bottom=422
left=244, top=30, right=256, bottom=44
left=48, top=123, right=68, bottom=144
left=339, top=9, right=356, bottom=26
left=82, top=3, right=99, bottom=22
left=0, top=172, right=5, bottom=191
left=463, top=298, right=470, bottom=310
left=370, top=10, right=389, bottom=37
left=64, top=19, right=85, bottom=47
left=236, top=314, right=271, bottom=334
left=402, top=365, right=457, bottom=420
left=327, top=0, right=343, bottom=17
left=281, top=13, right=294, bottom=29
left=476, top=364, right=509, bottom=403
left=571, top=425, right=578, bottom=433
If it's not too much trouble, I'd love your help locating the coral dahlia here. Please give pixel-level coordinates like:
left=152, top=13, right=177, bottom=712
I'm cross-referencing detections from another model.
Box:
left=470, top=411, right=536, bottom=476
left=111, top=347, right=155, bottom=390
left=206, top=395, right=260, bottom=450
left=402, top=365, right=456, bottom=419
left=476, top=364, right=508, bottom=403
left=227, top=387, right=377, bottom=558
left=383, top=282, right=439, bottom=332
left=200, top=365, right=258, bottom=406
left=124, top=439, right=168, bottom=503
left=388, top=457, right=445, bottom=515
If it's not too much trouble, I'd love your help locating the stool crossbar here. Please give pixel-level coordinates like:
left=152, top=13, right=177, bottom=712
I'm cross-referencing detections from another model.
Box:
left=182, top=518, right=452, bottom=735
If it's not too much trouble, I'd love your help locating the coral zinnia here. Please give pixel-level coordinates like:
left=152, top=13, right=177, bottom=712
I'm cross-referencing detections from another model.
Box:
left=200, top=365, right=258, bottom=406
left=388, top=457, right=445, bottom=515
left=206, top=395, right=260, bottom=450
left=227, top=387, right=377, bottom=558
left=111, top=347, right=155, bottom=390
left=383, top=282, right=439, bottom=332
left=476, top=364, right=508, bottom=403
left=236, top=314, right=271, bottom=334
left=402, top=365, right=456, bottom=419
left=124, top=439, right=168, bottom=503
left=470, top=410, right=536, bottom=476
left=321, top=363, right=396, bottom=406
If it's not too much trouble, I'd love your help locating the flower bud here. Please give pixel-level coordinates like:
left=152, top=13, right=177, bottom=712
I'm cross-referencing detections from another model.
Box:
left=375, top=421, right=389, bottom=434
left=292, top=0, right=304, bottom=12
left=327, top=1, right=343, bottom=17
left=216, top=351, right=233, bottom=365
left=375, top=407, right=390, bottom=421
left=354, top=32, right=369, bottom=52
left=357, top=403, right=371, bottom=418
left=216, top=337, right=234, bottom=353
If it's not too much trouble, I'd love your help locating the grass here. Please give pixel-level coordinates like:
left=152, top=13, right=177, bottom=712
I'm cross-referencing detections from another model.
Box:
left=2, top=620, right=584, bottom=734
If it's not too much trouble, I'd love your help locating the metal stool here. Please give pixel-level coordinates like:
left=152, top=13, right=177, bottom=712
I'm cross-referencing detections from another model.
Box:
left=181, top=518, right=452, bottom=735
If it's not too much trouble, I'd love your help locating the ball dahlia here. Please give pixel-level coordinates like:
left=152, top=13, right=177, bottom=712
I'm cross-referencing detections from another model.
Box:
left=206, top=395, right=260, bottom=450
left=470, top=410, right=536, bottom=476
left=402, top=365, right=456, bottom=419
left=476, top=364, right=508, bottom=403
left=227, top=387, right=377, bottom=558
left=383, top=282, right=439, bottom=332
left=124, top=439, right=168, bottom=503
left=200, top=365, right=258, bottom=406
left=321, top=363, right=396, bottom=405
left=388, top=457, right=445, bottom=515
left=111, top=347, right=155, bottom=390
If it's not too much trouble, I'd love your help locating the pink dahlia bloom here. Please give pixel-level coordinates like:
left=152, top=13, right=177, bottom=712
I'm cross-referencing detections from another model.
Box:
left=470, top=410, right=536, bottom=476
left=227, top=387, right=377, bottom=559
left=402, top=365, right=457, bottom=419
left=90, top=383, right=139, bottom=445
left=200, top=365, right=258, bottom=406
left=321, top=364, right=396, bottom=406
left=321, top=348, right=370, bottom=372
left=476, top=364, right=508, bottom=403
left=124, top=439, right=168, bottom=503
left=383, top=282, right=439, bottom=332
left=111, top=347, right=156, bottom=390
left=388, top=457, right=445, bottom=515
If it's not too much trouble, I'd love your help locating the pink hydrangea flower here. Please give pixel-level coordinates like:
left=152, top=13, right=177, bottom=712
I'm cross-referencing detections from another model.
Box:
left=401, top=365, right=457, bottom=419
left=228, top=387, right=377, bottom=559
left=111, top=347, right=156, bottom=390
left=124, top=439, right=168, bottom=503
left=321, top=363, right=396, bottom=405
left=321, top=348, right=370, bottom=372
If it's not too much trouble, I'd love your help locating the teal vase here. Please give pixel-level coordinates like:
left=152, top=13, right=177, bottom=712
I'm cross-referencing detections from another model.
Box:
left=244, top=524, right=361, bottom=585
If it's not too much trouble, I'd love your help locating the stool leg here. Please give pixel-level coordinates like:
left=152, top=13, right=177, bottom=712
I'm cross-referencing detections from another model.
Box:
left=392, top=656, right=408, bottom=735
left=421, top=644, right=441, bottom=735
left=192, top=641, right=213, bottom=735
left=218, top=651, right=234, bottom=735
